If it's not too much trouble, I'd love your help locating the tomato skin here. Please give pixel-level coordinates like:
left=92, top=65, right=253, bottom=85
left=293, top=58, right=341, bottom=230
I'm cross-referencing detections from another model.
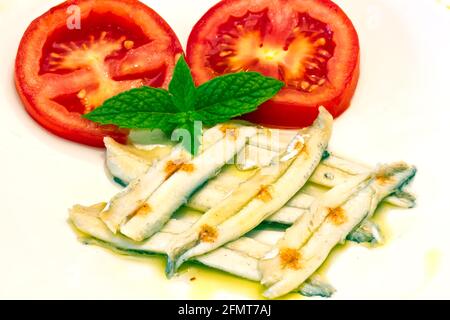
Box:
left=15, top=0, right=183, bottom=147
left=14, top=83, right=130, bottom=146
left=187, top=0, right=360, bottom=128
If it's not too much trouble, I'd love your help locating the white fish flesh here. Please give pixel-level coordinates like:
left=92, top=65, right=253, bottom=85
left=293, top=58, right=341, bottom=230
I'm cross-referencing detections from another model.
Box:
left=120, top=126, right=257, bottom=241
left=104, top=137, right=172, bottom=184
left=100, top=125, right=234, bottom=233
left=102, top=138, right=404, bottom=244
left=104, top=138, right=415, bottom=210
left=260, top=162, right=417, bottom=299
left=69, top=203, right=334, bottom=297
left=259, top=173, right=372, bottom=286
left=171, top=107, right=333, bottom=272
left=165, top=136, right=303, bottom=276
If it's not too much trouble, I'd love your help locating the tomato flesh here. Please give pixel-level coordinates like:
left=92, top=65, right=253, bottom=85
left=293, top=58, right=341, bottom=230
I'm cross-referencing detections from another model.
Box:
left=207, top=10, right=336, bottom=93
left=15, top=0, right=183, bottom=147
left=187, top=0, right=360, bottom=128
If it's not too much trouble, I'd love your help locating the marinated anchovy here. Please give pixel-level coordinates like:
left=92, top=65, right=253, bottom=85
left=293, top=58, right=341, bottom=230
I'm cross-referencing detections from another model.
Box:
left=105, top=137, right=171, bottom=184
left=312, top=154, right=416, bottom=208
left=70, top=203, right=334, bottom=297
left=266, top=207, right=310, bottom=225
left=100, top=125, right=227, bottom=233
left=165, top=132, right=307, bottom=277
left=346, top=220, right=382, bottom=244
left=103, top=139, right=387, bottom=245
left=275, top=174, right=372, bottom=251
left=299, top=277, right=336, bottom=298
left=386, top=190, right=416, bottom=209
left=259, top=173, right=372, bottom=286
left=105, top=136, right=415, bottom=210
left=171, top=108, right=333, bottom=272
left=260, top=163, right=417, bottom=299
left=101, top=145, right=190, bottom=233
left=120, top=126, right=257, bottom=241
left=248, top=128, right=300, bottom=153
left=188, top=165, right=257, bottom=212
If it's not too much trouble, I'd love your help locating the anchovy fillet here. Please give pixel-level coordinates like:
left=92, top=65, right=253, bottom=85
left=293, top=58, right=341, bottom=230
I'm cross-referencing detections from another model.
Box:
left=69, top=203, right=334, bottom=297
left=260, top=163, right=417, bottom=299
left=165, top=134, right=306, bottom=276
left=102, top=128, right=410, bottom=244
left=346, top=220, right=382, bottom=244
left=259, top=174, right=372, bottom=286
left=120, top=126, right=257, bottom=241
left=105, top=137, right=415, bottom=211
left=68, top=108, right=418, bottom=299
left=104, top=137, right=172, bottom=184
left=100, top=125, right=228, bottom=233
left=172, top=107, right=333, bottom=271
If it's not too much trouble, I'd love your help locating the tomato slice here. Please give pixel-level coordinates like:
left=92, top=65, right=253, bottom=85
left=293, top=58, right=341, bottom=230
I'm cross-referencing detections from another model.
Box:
left=187, top=0, right=360, bottom=128
left=15, top=0, right=183, bottom=147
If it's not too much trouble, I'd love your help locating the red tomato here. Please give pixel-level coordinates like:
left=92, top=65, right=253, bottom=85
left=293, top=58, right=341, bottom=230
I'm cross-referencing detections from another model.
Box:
left=15, top=0, right=183, bottom=147
left=187, top=0, right=360, bottom=128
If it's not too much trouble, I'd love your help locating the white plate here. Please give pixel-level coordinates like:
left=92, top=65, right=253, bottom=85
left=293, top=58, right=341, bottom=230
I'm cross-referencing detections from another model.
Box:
left=0, top=0, right=449, bottom=299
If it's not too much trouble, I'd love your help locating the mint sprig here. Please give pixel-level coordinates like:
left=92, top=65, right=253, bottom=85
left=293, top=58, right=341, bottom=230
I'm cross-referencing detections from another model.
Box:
left=84, top=56, right=284, bottom=154
left=168, top=56, right=197, bottom=112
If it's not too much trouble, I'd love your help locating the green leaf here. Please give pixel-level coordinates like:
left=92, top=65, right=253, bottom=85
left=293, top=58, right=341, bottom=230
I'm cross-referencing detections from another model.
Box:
left=84, top=87, right=184, bottom=134
left=84, top=56, right=284, bottom=155
left=194, top=72, right=284, bottom=125
left=168, top=55, right=196, bottom=111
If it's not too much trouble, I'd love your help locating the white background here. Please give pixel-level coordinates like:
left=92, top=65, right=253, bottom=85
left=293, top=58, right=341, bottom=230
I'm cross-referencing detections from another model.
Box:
left=0, top=0, right=449, bottom=299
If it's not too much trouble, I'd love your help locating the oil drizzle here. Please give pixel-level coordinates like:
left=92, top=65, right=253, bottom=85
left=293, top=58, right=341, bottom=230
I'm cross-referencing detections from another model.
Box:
left=424, top=248, right=442, bottom=281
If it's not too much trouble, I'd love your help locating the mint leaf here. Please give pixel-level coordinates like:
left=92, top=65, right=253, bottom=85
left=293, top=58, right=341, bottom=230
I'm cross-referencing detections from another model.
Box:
left=84, top=56, right=284, bottom=155
left=84, top=87, right=185, bottom=134
left=194, top=72, right=284, bottom=125
left=169, top=56, right=196, bottom=111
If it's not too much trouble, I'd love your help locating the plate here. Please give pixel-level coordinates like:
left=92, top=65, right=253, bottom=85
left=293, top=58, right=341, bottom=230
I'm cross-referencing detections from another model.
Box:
left=0, top=0, right=449, bottom=299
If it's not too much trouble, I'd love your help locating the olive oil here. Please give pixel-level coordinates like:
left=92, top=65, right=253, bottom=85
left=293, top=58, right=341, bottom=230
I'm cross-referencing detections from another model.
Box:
left=424, top=248, right=442, bottom=281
